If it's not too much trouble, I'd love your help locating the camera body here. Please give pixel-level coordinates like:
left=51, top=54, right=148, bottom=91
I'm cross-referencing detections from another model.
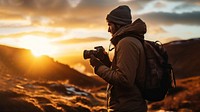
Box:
left=83, top=46, right=105, bottom=60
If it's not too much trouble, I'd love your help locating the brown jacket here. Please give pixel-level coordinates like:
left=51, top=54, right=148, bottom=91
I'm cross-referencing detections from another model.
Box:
left=96, top=18, right=147, bottom=112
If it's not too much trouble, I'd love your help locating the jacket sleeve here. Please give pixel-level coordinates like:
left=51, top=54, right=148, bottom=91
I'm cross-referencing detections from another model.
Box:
left=95, top=37, right=140, bottom=88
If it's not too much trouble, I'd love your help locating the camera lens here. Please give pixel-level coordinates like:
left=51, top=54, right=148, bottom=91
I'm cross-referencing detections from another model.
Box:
left=83, top=50, right=91, bottom=59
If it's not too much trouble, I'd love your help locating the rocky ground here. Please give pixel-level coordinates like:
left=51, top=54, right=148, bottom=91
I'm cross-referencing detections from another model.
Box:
left=0, top=73, right=107, bottom=112
left=1, top=72, right=199, bottom=112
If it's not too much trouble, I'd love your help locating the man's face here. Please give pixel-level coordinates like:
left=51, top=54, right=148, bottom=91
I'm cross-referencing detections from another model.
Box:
left=108, top=22, right=117, bottom=36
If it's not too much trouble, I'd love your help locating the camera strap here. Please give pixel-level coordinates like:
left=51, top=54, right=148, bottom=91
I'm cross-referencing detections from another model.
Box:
left=109, top=42, right=114, bottom=51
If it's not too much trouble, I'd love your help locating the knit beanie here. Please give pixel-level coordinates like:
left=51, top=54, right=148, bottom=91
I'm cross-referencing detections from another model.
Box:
left=106, top=5, right=132, bottom=25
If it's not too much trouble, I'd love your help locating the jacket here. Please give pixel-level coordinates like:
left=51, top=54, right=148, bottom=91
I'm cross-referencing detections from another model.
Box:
left=96, top=18, right=147, bottom=112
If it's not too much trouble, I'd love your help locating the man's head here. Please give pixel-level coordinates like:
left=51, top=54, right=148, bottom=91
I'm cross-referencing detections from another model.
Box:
left=106, top=5, right=132, bottom=35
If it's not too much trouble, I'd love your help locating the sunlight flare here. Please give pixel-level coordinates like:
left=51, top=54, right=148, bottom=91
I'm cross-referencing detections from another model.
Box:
left=18, top=35, right=57, bottom=57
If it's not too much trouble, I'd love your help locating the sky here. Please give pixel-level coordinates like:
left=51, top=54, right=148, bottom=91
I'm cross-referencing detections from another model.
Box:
left=0, top=0, right=200, bottom=75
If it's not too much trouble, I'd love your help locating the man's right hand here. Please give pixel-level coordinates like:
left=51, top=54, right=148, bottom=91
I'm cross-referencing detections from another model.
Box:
left=100, top=52, right=112, bottom=68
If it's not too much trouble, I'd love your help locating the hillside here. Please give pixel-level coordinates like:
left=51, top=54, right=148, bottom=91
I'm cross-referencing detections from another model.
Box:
left=0, top=72, right=107, bottom=112
left=147, top=38, right=200, bottom=111
left=0, top=38, right=200, bottom=112
left=0, top=45, right=105, bottom=88
left=149, top=76, right=200, bottom=112
left=164, top=38, right=200, bottom=79
left=146, top=38, right=200, bottom=111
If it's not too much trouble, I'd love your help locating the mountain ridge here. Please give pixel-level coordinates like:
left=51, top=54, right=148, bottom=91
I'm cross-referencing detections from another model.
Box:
left=0, top=37, right=199, bottom=87
left=164, top=38, right=200, bottom=79
left=0, top=45, right=105, bottom=88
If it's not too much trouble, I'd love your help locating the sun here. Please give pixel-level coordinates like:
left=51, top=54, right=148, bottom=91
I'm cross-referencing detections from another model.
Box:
left=19, top=35, right=56, bottom=57
left=31, top=47, right=52, bottom=57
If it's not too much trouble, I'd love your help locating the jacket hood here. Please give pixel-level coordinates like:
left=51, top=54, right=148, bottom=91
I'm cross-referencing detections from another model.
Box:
left=110, top=18, right=147, bottom=46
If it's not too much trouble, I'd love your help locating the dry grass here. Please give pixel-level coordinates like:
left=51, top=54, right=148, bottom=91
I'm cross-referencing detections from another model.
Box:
left=149, top=76, right=200, bottom=112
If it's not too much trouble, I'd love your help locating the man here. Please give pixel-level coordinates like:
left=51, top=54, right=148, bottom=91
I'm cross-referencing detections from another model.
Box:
left=89, top=5, right=147, bottom=112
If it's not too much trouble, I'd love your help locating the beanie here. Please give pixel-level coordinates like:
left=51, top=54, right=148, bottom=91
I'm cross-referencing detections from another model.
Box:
left=106, top=5, right=132, bottom=25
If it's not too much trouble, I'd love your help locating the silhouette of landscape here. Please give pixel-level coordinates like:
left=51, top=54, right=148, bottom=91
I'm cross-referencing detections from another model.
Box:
left=0, top=38, right=200, bottom=112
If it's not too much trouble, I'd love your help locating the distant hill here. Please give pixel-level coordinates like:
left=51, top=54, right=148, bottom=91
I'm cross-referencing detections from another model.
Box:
left=164, top=38, right=200, bottom=79
left=0, top=38, right=199, bottom=87
left=0, top=45, right=105, bottom=88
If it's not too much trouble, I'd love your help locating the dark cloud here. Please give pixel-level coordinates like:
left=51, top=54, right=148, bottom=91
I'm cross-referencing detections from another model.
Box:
left=0, top=0, right=150, bottom=28
left=79, top=0, right=117, bottom=7
left=0, top=0, right=150, bottom=12
left=54, top=37, right=107, bottom=45
left=0, top=0, right=70, bottom=17
left=0, top=0, right=102, bottom=28
left=139, top=11, right=200, bottom=26
left=170, top=0, right=200, bottom=11
left=0, top=0, right=68, bottom=10
left=0, top=0, right=199, bottom=29
left=174, top=1, right=200, bottom=10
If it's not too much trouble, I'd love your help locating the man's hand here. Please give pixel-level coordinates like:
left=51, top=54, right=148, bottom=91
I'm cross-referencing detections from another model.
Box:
left=99, top=52, right=112, bottom=68
left=90, top=55, right=103, bottom=68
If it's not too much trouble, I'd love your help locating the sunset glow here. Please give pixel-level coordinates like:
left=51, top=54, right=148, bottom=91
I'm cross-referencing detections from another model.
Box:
left=0, top=0, right=199, bottom=74
left=0, top=1, right=199, bottom=111
left=18, top=35, right=56, bottom=57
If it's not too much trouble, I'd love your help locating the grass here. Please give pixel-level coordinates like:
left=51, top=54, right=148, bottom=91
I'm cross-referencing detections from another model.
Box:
left=149, top=76, right=200, bottom=112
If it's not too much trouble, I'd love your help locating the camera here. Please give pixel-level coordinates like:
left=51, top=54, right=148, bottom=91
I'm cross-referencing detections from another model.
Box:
left=83, top=46, right=105, bottom=59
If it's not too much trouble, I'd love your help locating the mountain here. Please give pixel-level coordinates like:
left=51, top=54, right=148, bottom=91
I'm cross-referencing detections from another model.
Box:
left=0, top=38, right=200, bottom=112
left=0, top=45, right=105, bottom=88
left=0, top=45, right=107, bottom=112
left=148, top=38, right=200, bottom=111
left=164, top=38, right=200, bottom=79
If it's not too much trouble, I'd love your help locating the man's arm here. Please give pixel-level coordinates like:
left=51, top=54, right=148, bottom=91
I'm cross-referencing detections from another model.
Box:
left=92, top=38, right=140, bottom=88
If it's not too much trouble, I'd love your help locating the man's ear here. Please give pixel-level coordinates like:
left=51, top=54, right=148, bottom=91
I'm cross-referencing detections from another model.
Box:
left=115, top=24, right=122, bottom=31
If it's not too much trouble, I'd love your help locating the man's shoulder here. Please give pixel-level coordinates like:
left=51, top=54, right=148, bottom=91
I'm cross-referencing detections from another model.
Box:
left=118, top=36, right=143, bottom=49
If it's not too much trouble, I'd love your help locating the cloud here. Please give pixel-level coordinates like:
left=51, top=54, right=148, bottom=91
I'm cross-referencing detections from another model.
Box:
left=147, top=26, right=166, bottom=34
left=0, top=0, right=68, bottom=11
left=0, top=11, right=23, bottom=20
left=0, top=1, right=93, bottom=28
left=0, top=31, right=64, bottom=38
left=0, top=0, right=151, bottom=28
left=54, top=37, right=107, bottom=45
left=67, top=0, right=81, bottom=8
left=173, top=1, right=200, bottom=12
left=154, top=1, right=167, bottom=8
left=0, top=0, right=199, bottom=32
left=139, top=11, right=200, bottom=26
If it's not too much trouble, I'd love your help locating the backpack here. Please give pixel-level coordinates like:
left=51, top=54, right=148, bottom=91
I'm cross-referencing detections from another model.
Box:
left=136, top=38, right=176, bottom=102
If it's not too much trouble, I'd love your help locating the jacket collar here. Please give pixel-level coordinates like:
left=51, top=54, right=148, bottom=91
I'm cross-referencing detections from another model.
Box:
left=110, top=18, right=147, bottom=46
